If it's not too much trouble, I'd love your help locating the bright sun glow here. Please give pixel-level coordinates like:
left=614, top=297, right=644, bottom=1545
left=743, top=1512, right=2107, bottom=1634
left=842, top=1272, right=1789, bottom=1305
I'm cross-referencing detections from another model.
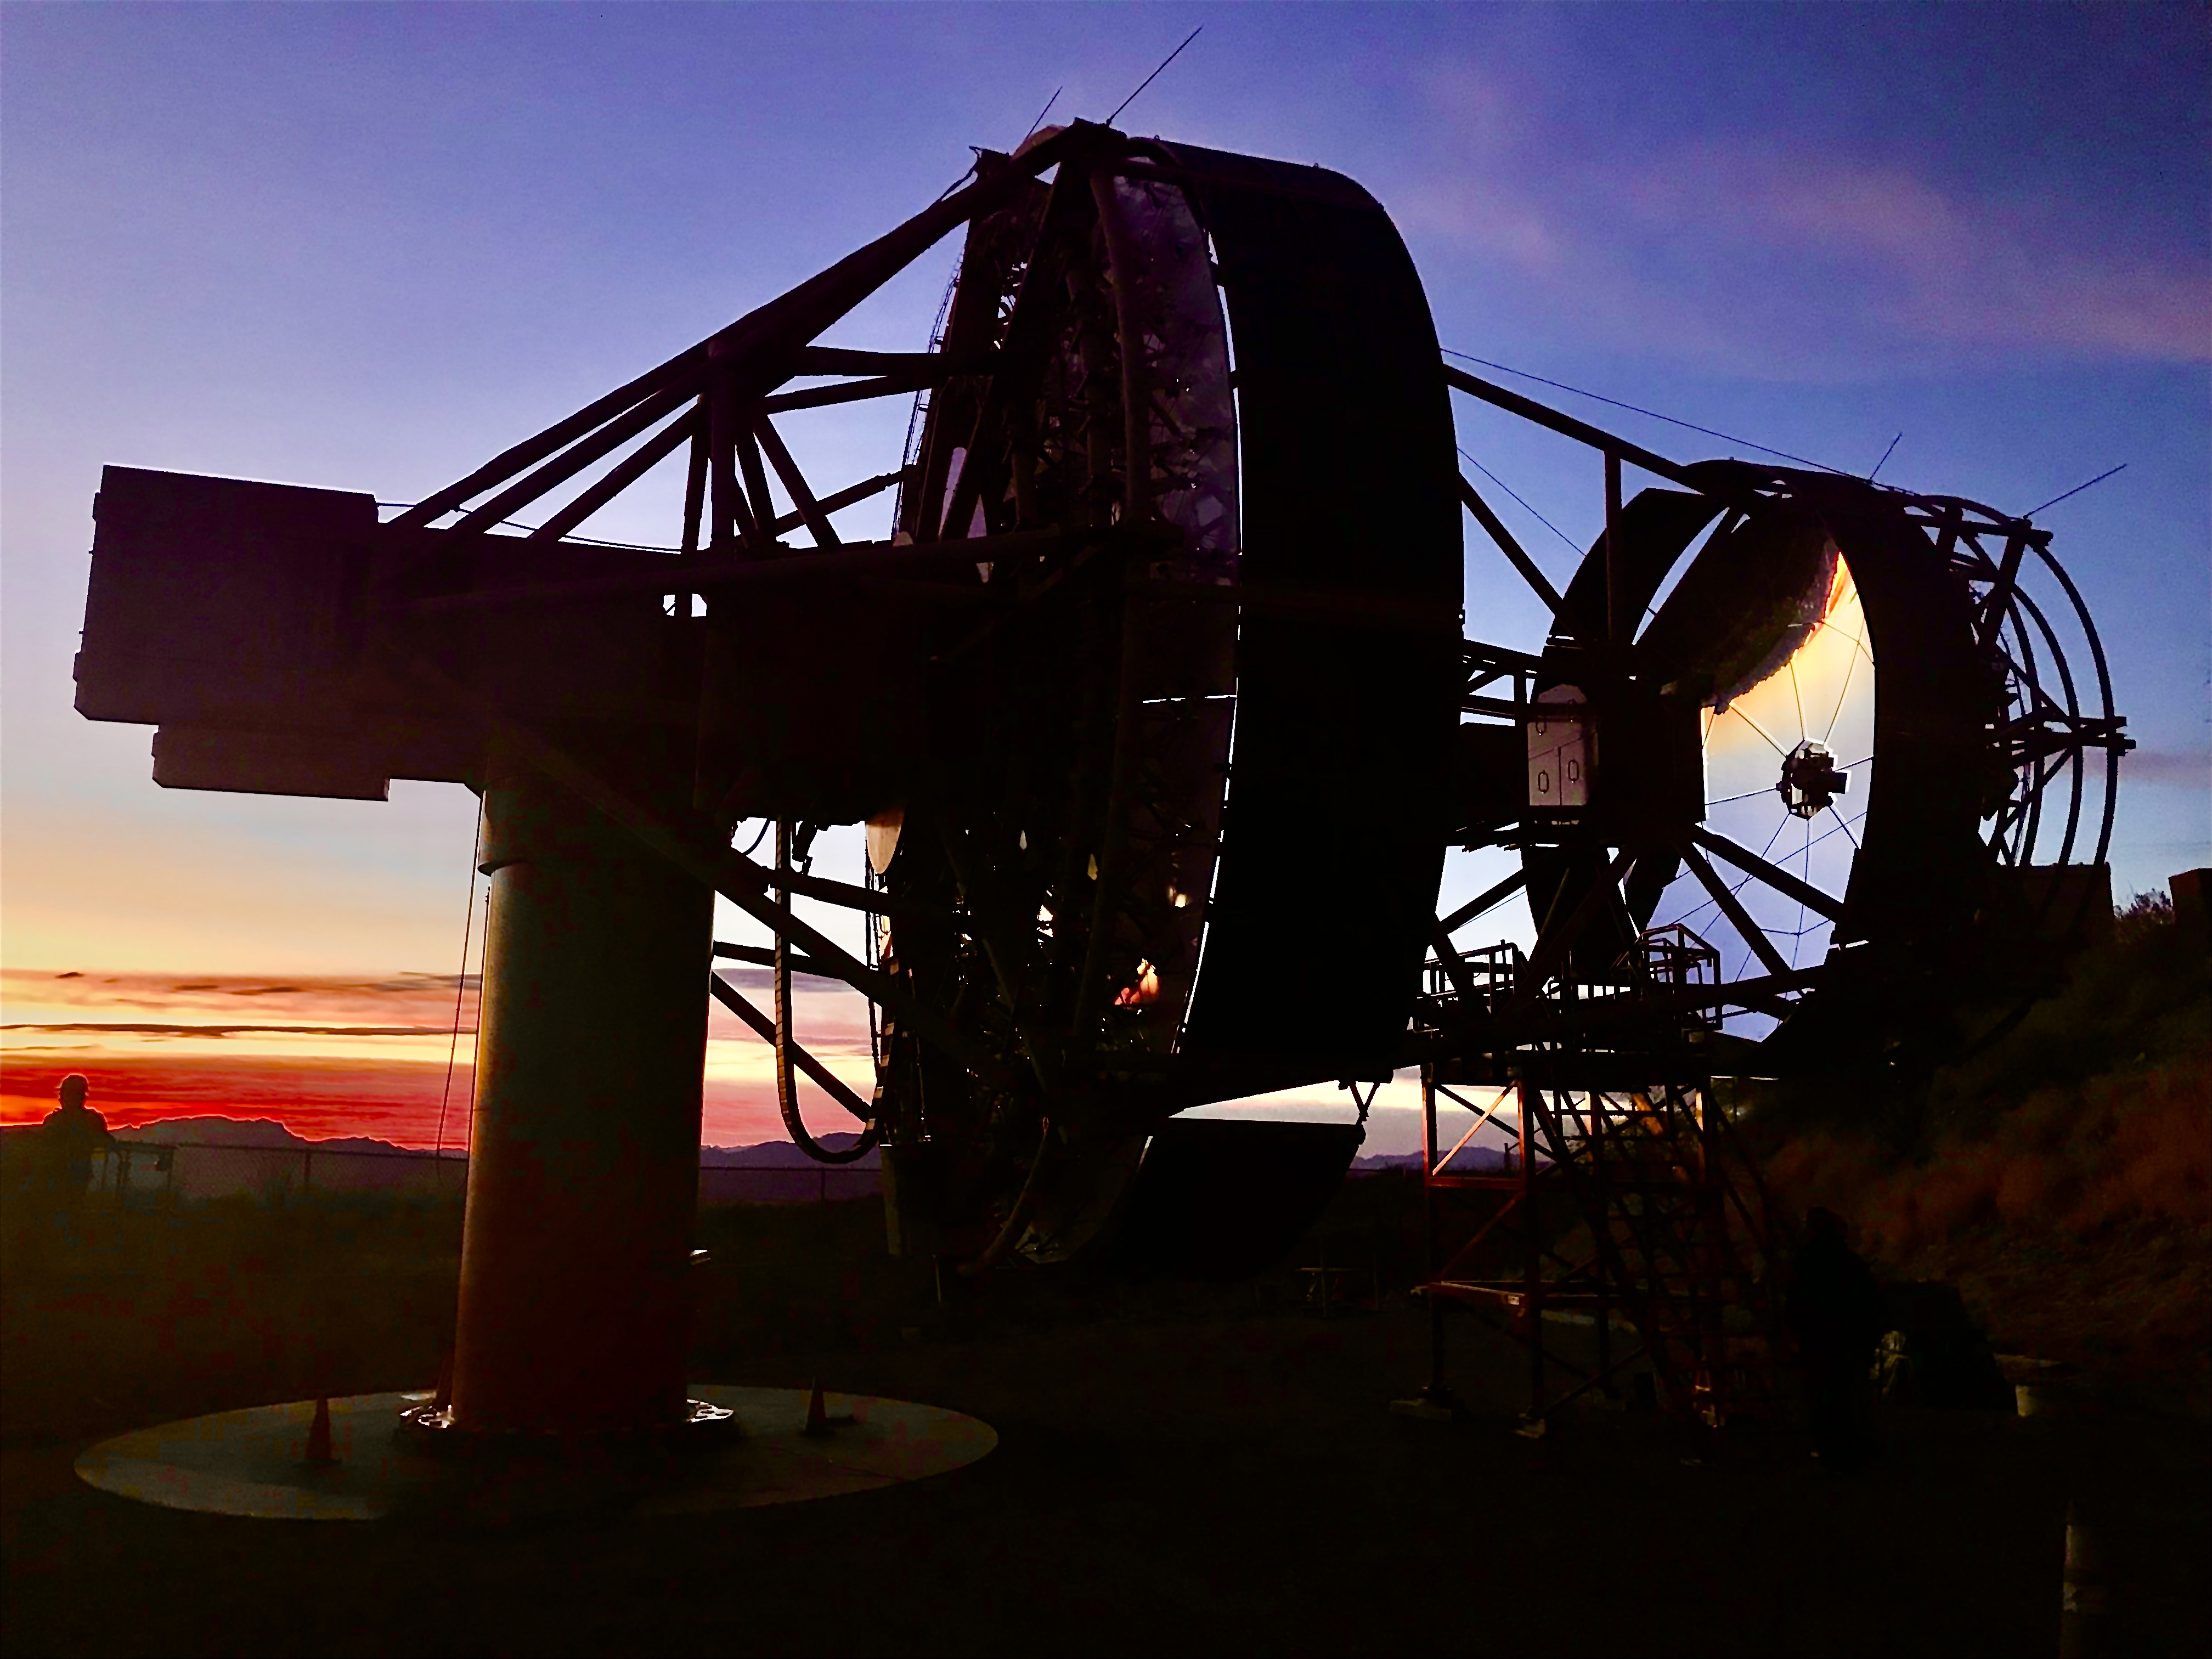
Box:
left=1655, top=556, right=1875, bottom=998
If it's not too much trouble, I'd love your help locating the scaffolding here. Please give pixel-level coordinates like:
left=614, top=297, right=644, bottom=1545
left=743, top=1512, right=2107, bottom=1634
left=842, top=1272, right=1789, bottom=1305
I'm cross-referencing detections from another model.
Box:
left=1407, top=929, right=1797, bottom=1431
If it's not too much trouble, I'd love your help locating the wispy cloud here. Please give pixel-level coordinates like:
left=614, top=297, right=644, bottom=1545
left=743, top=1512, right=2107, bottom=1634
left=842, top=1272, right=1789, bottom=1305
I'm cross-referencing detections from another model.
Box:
left=1401, top=68, right=2211, bottom=376
left=0, top=969, right=472, bottom=1028
left=2127, top=749, right=2212, bottom=787
left=0, top=965, right=871, bottom=1148
left=1629, top=146, right=2210, bottom=365
left=4, top=1022, right=452, bottom=1038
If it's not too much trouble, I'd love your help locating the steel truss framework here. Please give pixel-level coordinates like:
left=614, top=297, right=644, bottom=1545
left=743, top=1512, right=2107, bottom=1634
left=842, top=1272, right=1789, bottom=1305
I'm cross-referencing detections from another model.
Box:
left=227, top=119, right=1456, bottom=1269
left=368, top=134, right=2126, bottom=1175
left=1412, top=1062, right=1795, bottom=1429
left=1404, top=368, right=2128, bottom=1424
left=75, top=122, right=2131, bottom=1315
left=1432, top=364, right=2129, bottom=1065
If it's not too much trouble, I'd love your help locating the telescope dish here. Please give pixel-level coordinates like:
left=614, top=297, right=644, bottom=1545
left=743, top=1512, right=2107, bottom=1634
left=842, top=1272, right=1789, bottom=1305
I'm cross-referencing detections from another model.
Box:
left=1432, top=392, right=2128, bottom=1075
left=859, top=139, right=1463, bottom=1263
left=69, top=127, right=2131, bottom=1439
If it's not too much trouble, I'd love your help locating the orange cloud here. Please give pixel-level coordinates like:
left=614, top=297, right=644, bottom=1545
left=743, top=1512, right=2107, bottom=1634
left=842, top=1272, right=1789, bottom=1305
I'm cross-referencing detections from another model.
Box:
left=2, top=966, right=872, bottom=1148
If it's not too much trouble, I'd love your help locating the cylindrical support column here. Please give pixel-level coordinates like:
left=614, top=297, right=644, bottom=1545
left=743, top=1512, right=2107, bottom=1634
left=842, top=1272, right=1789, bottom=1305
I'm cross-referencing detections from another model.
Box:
left=450, top=771, right=714, bottom=1435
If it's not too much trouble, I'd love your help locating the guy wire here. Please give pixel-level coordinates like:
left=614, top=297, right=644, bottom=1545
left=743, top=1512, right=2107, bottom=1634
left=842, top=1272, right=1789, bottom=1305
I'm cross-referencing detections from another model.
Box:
left=433, top=791, right=487, bottom=1171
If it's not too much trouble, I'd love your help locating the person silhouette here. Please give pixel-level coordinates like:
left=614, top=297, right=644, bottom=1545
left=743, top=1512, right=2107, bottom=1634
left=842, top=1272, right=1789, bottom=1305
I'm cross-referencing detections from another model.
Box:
left=1786, top=1206, right=1888, bottom=1470
left=39, top=1074, right=115, bottom=1212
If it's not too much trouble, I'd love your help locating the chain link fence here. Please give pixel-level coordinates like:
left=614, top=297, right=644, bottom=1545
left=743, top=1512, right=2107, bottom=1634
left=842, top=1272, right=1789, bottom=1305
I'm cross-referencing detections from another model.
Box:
left=3, top=1132, right=879, bottom=1208
left=91, top=1141, right=467, bottom=1204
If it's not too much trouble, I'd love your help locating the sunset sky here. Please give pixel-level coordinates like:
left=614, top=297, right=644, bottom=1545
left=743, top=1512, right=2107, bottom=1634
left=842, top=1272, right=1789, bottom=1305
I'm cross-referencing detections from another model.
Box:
left=4, top=4, right=2205, bottom=1153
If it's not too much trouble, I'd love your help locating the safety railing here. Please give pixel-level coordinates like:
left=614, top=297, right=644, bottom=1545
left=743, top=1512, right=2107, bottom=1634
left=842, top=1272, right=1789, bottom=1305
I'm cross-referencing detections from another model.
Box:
left=19, top=1140, right=878, bottom=1207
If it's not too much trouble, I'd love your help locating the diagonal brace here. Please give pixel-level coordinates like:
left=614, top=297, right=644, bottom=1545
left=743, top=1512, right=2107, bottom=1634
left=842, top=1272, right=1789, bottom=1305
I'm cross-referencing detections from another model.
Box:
left=708, top=970, right=873, bottom=1124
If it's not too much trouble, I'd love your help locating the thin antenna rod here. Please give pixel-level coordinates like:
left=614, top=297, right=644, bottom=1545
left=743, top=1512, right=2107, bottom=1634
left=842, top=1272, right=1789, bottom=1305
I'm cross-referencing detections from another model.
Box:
left=1869, top=432, right=1901, bottom=482
left=1021, top=85, right=1063, bottom=145
left=1107, top=26, right=1201, bottom=125
left=2025, top=463, right=2125, bottom=518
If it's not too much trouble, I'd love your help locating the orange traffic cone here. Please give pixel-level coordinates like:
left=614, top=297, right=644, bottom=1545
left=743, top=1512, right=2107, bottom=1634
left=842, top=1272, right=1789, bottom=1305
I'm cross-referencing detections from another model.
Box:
left=803, top=1379, right=831, bottom=1437
left=303, top=1395, right=336, bottom=1466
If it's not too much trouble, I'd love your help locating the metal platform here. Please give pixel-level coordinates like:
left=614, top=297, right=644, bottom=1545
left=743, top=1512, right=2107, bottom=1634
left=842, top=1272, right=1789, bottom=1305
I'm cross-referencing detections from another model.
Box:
left=75, top=1386, right=995, bottom=1523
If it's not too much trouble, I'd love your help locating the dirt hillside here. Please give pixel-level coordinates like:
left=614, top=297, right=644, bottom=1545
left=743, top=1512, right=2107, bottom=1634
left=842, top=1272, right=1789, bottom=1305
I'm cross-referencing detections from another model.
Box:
left=1755, top=897, right=2211, bottom=1414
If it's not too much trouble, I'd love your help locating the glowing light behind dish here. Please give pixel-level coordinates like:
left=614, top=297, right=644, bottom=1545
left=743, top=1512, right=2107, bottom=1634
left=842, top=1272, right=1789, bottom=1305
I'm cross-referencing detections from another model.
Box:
left=1660, top=556, right=1875, bottom=1001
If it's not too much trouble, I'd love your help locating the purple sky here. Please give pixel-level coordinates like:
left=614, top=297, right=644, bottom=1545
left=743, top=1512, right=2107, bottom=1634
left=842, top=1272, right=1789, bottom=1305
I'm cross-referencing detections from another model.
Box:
left=4, top=4, right=2205, bottom=1026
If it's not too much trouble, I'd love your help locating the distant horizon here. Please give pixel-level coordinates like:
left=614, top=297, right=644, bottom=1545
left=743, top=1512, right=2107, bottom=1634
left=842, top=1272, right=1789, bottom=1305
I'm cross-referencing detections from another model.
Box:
left=0, top=1103, right=1435, bottom=1169
left=0, top=966, right=1436, bottom=1158
left=0, top=1109, right=875, bottom=1156
left=0, top=961, right=1444, bottom=1155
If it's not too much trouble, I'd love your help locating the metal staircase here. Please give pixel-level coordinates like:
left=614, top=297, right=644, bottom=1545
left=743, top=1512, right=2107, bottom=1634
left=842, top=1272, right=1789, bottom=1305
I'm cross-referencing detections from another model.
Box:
left=1409, top=927, right=1796, bottom=1430
left=1528, top=1079, right=1792, bottom=1425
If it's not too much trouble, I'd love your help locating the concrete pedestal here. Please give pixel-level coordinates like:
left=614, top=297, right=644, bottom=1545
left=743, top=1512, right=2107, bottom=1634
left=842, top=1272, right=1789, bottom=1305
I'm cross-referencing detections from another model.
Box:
left=451, top=772, right=714, bottom=1435
left=76, top=1388, right=997, bottom=1521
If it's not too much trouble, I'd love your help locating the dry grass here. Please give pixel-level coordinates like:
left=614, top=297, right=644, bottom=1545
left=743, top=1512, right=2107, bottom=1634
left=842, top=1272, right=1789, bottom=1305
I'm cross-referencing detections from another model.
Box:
left=1768, top=1058, right=2210, bottom=1252
left=1759, top=900, right=2211, bottom=1411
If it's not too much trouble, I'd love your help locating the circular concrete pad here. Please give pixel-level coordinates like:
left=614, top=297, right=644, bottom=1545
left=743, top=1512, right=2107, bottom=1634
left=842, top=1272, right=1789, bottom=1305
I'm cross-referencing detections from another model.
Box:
left=75, top=1386, right=995, bottom=1522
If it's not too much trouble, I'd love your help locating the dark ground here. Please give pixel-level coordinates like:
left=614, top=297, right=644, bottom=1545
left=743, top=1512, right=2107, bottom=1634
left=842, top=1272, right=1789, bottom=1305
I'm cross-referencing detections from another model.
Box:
left=4, top=1190, right=2208, bottom=1658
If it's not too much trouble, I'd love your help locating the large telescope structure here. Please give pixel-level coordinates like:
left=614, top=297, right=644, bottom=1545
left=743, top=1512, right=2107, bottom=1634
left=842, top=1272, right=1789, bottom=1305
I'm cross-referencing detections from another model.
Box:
left=73, top=122, right=2128, bottom=1435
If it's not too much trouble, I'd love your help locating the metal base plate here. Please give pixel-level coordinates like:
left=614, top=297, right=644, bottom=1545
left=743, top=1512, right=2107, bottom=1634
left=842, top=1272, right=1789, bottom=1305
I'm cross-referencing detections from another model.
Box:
left=392, top=1395, right=740, bottom=1451
left=74, top=1386, right=996, bottom=1522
